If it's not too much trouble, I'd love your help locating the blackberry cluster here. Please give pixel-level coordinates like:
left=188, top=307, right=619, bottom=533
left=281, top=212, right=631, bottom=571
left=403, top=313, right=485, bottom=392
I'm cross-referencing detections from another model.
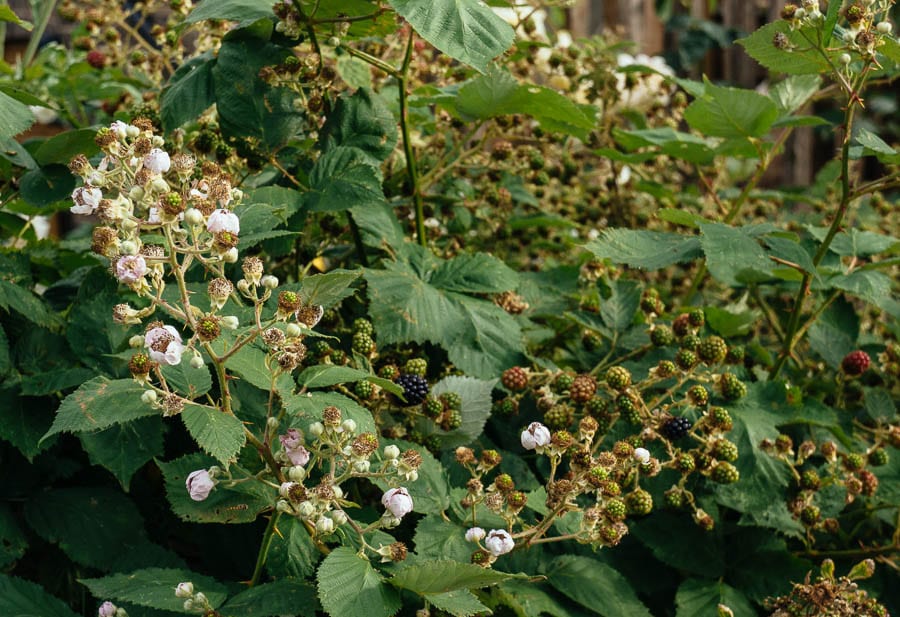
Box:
left=396, top=373, right=429, bottom=406
left=661, top=416, right=692, bottom=440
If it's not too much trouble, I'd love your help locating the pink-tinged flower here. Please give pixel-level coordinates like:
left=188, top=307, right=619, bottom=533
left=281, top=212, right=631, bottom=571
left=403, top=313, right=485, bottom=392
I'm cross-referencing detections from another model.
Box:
left=98, top=601, right=117, bottom=617
left=465, top=527, right=486, bottom=542
left=521, top=422, right=552, bottom=451
left=186, top=469, right=215, bottom=501
left=109, top=120, right=133, bottom=140
left=144, top=325, right=185, bottom=366
left=175, top=581, right=194, bottom=598
left=382, top=487, right=414, bottom=518
left=143, top=148, right=171, bottom=174
left=115, top=254, right=148, bottom=284
left=634, top=447, right=651, bottom=465
left=484, top=529, right=515, bottom=556
left=70, top=186, right=103, bottom=215
left=207, top=208, right=240, bottom=235
left=279, top=429, right=310, bottom=466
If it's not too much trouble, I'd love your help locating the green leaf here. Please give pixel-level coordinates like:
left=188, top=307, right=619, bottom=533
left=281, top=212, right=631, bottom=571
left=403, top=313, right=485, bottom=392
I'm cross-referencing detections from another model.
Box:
left=283, top=391, right=377, bottom=436
left=737, top=22, right=832, bottom=75
left=160, top=51, right=216, bottom=131
left=33, top=128, right=101, bottom=166
left=158, top=453, right=275, bottom=524
left=685, top=80, right=778, bottom=139
left=224, top=343, right=293, bottom=392
left=829, top=270, right=892, bottom=306
left=212, top=38, right=303, bottom=150
left=297, top=364, right=370, bottom=388
left=81, top=568, right=228, bottom=612
left=770, top=74, right=821, bottom=114
left=453, top=67, right=595, bottom=138
left=808, top=297, right=859, bottom=369
left=548, top=555, right=652, bottom=617
left=412, top=516, right=472, bottom=564
left=430, top=252, right=518, bottom=294
left=181, top=404, right=247, bottom=464
left=0, top=506, right=27, bottom=568
left=0, top=386, right=54, bottom=460
left=299, top=268, right=361, bottom=308
left=185, top=0, right=276, bottom=26
left=585, top=229, right=703, bottom=270
left=448, top=296, right=526, bottom=378
left=79, top=416, right=166, bottom=489
left=161, top=361, right=212, bottom=398
left=350, top=202, right=404, bottom=251
left=373, top=439, right=451, bottom=515
left=495, top=580, right=589, bottom=617
left=392, top=560, right=523, bottom=593
left=601, top=280, right=640, bottom=332
left=266, top=516, right=321, bottom=579
left=614, top=127, right=716, bottom=164
left=826, top=228, right=899, bottom=257
left=320, top=89, right=398, bottom=165
left=855, top=127, right=898, bottom=157
left=430, top=375, right=495, bottom=445
left=705, top=295, right=761, bottom=338
left=42, top=378, right=156, bottom=441
left=220, top=579, right=317, bottom=616
left=316, top=547, right=401, bottom=617
left=305, top=146, right=387, bottom=212
left=0, top=279, right=59, bottom=328
left=19, top=164, right=76, bottom=207
left=388, top=0, right=515, bottom=73
left=427, top=590, right=491, bottom=617
left=675, top=579, right=756, bottom=617
left=631, top=512, right=724, bottom=577
left=764, top=235, right=817, bottom=276
left=865, top=388, right=897, bottom=422
left=700, top=223, right=773, bottom=286
left=0, top=6, right=33, bottom=30
left=336, top=54, right=373, bottom=90
left=0, top=575, right=79, bottom=617
left=0, top=91, right=34, bottom=140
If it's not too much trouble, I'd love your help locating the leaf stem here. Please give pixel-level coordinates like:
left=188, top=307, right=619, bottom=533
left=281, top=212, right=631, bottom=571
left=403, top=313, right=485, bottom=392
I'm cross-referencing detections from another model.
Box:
left=249, top=512, right=281, bottom=587
left=397, top=31, right=427, bottom=247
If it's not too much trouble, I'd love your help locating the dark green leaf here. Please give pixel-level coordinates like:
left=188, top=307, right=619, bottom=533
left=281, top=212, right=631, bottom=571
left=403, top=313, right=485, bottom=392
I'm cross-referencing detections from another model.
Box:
left=865, top=388, right=897, bottom=422
left=585, top=229, right=702, bottom=270
left=0, top=279, right=60, bottom=329
left=700, top=223, right=773, bottom=286
left=631, top=512, right=724, bottom=577
left=430, top=252, right=518, bottom=294
left=160, top=51, right=216, bottom=131
left=317, top=547, right=401, bottom=617
left=0, top=91, right=34, bottom=140
left=161, top=361, right=212, bottom=398
left=80, top=416, right=166, bottom=489
left=305, top=146, right=387, bottom=212
left=675, top=579, right=756, bottom=617
left=448, top=296, right=525, bottom=378
left=283, top=391, right=377, bottom=436
left=737, top=22, right=832, bottom=75
left=33, top=129, right=100, bottom=165
left=20, top=367, right=95, bottom=396
left=829, top=270, right=892, bottom=306
left=412, top=516, right=471, bottom=564
left=373, top=439, right=451, bottom=515
left=0, top=506, right=27, bottom=568
left=185, top=0, right=276, bottom=26
left=19, top=164, right=75, bottom=207
left=427, top=590, right=490, bottom=617
left=266, top=516, right=320, bottom=579
left=391, top=560, right=523, bottom=593
left=0, top=575, right=79, bottom=617
left=601, top=280, right=640, bottom=332
left=299, top=269, right=361, bottom=308
left=43, top=378, right=156, bottom=441
left=81, top=568, right=228, bottom=612
left=0, top=387, right=54, bottom=460
left=827, top=228, right=899, bottom=257
left=548, top=555, right=652, bottom=617
left=808, top=298, right=859, bottom=369
left=181, top=404, right=247, bottom=464
left=320, top=89, right=398, bottom=165
left=685, top=80, right=778, bottom=139
left=220, top=579, right=317, bottom=616
left=388, top=0, right=515, bottom=73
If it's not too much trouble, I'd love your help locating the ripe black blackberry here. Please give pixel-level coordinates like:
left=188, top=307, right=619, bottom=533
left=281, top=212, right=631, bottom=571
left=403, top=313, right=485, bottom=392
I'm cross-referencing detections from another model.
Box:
left=661, top=416, right=692, bottom=440
left=396, top=373, right=429, bottom=406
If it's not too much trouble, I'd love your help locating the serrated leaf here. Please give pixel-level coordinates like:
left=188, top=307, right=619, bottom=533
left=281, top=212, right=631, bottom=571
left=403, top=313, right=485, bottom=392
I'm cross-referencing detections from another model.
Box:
left=430, top=375, right=495, bottom=445
left=158, top=453, right=275, bottom=524
left=181, top=405, right=246, bottom=464
left=184, top=0, right=275, bottom=25
left=631, top=512, right=724, bottom=577
left=42, top=378, right=156, bottom=441
left=0, top=5, right=33, bottom=29
left=33, top=128, right=101, bottom=166
left=392, top=560, right=523, bottom=593
left=0, top=575, right=79, bottom=617
left=828, top=269, right=892, bottom=306
left=0, top=91, right=34, bottom=140
left=601, top=279, right=640, bottom=332
left=224, top=343, right=294, bottom=392
left=865, top=388, right=897, bottom=422
left=495, top=580, right=588, bottom=617
left=770, top=74, right=821, bottom=114
left=855, top=127, right=898, bottom=157
left=283, top=391, right=377, bottom=436
left=161, top=361, right=212, bottom=398
left=548, top=555, right=652, bottom=617
left=220, top=579, right=317, bottom=616
left=430, top=252, right=518, bottom=294
left=319, top=89, right=397, bottom=165
left=585, top=229, right=703, bottom=270
left=412, top=516, right=472, bottom=563
left=299, top=269, right=361, bottom=308
left=336, top=54, right=373, bottom=90
left=388, top=0, right=515, bottom=73
left=0, top=279, right=59, bottom=328
left=808, top=297, right=859, bottom=369
left=826, top=228, right=900, bottom=257
left=160, top=51, right=216, bottom=131
left=700, top=223, right=773, bottom=286
left=448, top=297, right=526, bottom=378
left=427, top=590, right=490, bottom=617
left=266, top=516, right=321, bottom=579
left=675, top=579, right=756, bottom=617
left=317, top=547, right=401, bottom=617
left=737, top=22, right=832, bottom=75
left=0, top=506, right=27, bottom=568
left=297, top=364, right=370, bottom=388
left=81, top=568, right=228, bottom=612
left=0, top=386, right=54, bottom=460
left=80, top=416, right=166, bottom=489
left=685, top=80, right=778, bottom=139
left=20, top=367, right=95, bottom=396
left=306, top=146, right=387, bottom=212
left=764, top=235, right=817, bottom=276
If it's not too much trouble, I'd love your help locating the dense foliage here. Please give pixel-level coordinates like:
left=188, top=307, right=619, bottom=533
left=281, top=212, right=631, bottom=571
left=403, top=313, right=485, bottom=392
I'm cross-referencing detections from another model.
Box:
left=0, top=0, right=898, bottom=616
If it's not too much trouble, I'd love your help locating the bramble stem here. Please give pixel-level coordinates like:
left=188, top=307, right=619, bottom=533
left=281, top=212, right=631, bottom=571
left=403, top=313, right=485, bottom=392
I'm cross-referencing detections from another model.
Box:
left=398, top=31, right=427, bottom=247
left=249, top=512, right=281, bottom=587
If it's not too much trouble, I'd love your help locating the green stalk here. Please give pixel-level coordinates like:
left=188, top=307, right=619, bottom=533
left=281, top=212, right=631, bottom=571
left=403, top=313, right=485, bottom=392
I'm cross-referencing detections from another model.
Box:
left=249, top=512, right=281, bottom=587
left=398, top=31, right=427, bottom=247
left=22, top=0, right=57, bottom=69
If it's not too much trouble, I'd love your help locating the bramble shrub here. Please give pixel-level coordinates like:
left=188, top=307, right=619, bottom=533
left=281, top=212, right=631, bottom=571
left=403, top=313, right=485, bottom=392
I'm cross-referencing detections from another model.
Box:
left=0, top=0, right=898, bottom=616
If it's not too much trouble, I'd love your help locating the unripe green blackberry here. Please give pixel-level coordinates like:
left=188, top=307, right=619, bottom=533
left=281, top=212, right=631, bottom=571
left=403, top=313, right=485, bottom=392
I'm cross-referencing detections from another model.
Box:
left=528, top=152, right=545, bottom=171
left=582, top=330, right=604, bottom=351
left=351, top=331, right=375, bottom=355
left=641, top=290, right=663, bottom=314
left=532, top=170, right=550, bottom=186
left=440, top=391, right=462, bottom=410
left=423, top=434, right=442, bottom=454
left=625, top=489, right=653, bottom=516
left=501, top=366, right=528, bottom=391
left=725, top=345, right=745, bottom=365
left=471, top=549, right=490, bottom=566
left=650, top=325, right=674, bottom=347
left=675, top=349, right=698, bottom=371
left=844, top=453, right=865, bottom=471
left=404, top=358, right=428, bottom=377
left=586, top=466, right=610, bottom=487
left=604, top=498, right=627, bottom=521
left=664, top=488, right=684, bottom=509
left=352, top=318, right=374, bottom=336
left=693, top=452, right=713, bottom=470
left=800, top=505, right=820, bottom=525
left=570, top=374, right=598, bottom=403
left=679, top=335, right=701, bottom=352
left=711, top=462, right=740, bottom=484
left=612, top=440, right=634, bottom=459
left=605, top=366, right=631, bottom=391
left=687, top=384, right=709, bottom=407
left=697, top=336, right=728, bottom=365
left=493, top=473, right=515, bottom=493
left=331, top=349, right=348, bottom=364
left=711, top=439, right=739, bottom=462
left=544, top=404, right=573, bottom=430
left=442, top=409, right=463, bottom=430
left=656, top=360, right=677, bottom=378
left=718, top=373, right=747, bottom=401
left=379, top=364, right=399, bottom=380
left=615, top=394, right=641, bottom=425
left=311, top=340, right=332, bottom=357
left=553, top=372, right=576, bottom=394
left=708, top=406, right=733, bottom=431
left=354, top=380, right=374, bottom=400
left=584, top=396, right=609, bottom=416
left=800, top=469, right=821, bottom=490
left=492, top=397, right=519, bottom=416
left=688, top=309, right=705, bottom=328
left=675, top=454, right=695, bottom=473
left=422, top=396, right=443, bottom=419
left=869, top=449, right=889, bottom=467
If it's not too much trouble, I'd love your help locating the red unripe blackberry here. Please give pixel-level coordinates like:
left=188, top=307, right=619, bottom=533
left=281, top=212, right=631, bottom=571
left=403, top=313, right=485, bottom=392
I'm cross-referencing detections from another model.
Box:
left=672, top=313, right=692, bottom=337
left=501, top=366, right=528, bottom=391
left=86, top=50, right=107, bottom=68
left=605, top=366, right=631, bottom=391
left=661, top=416, right=692, bottom=440
left=570, top=374, right=598, bottom=402
left=841, top=350, right=870, bottom=376
left=697, top=336, right=728, bottom=365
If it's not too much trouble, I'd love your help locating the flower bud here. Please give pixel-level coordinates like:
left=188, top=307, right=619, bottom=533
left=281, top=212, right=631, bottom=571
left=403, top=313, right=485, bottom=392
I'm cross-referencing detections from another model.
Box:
left=141, top=390, right=158, bottom=405
left=341, top=419, right=357, bottom=434
left=840, top=53, right=852, bottom=65
left=309, top=422, right=324, bottom=437
left=174, top=581, right=194, bottom=598
left=484, top=529, right=515, bottom=556
left=98, top=601, right=118, bottom=617
left=332, top=485, right=344, bottom=499
left=384, top=445, right=401, bottom=460
left=288, top=465, right=307, bottom=482
left=189, top=355, right=204, bottom=369
left=877, top=21, right=892, bottom=34
left=119, top=240, right=138, bottom=255
left=316, top=516, right=335, bottom=534
left=150, top=177, right=169, bottom=194
left=297, top=501, right=315, bottom=517
left=222, top=247, right=239, bottom=263
left=382, top=487, right=414, bottom=518
left=184, top=208, right=204, bottom=226
left=129, top=186, right=145, bottom=202
left=330, top=510, right=348, bottom=526
left=185, top=469, right=215, bottom=501
left=634, top=447, right=651, bottom=465
left=129, top=334, right=145, bottom=348
left=465, top=527, right=486, bottom=542
left=280, top=482, right=298, bottom=498
left=262, top=275, right=279, bottom=289
left=236, top=279, right=251, bottom=295
left=286, top=323, right=303, bottom=338
left=352, top=460, right=370, bottom=473
left=276, top=499, right=293, bottom=513
left=221, top=315, right=239, bottom=330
